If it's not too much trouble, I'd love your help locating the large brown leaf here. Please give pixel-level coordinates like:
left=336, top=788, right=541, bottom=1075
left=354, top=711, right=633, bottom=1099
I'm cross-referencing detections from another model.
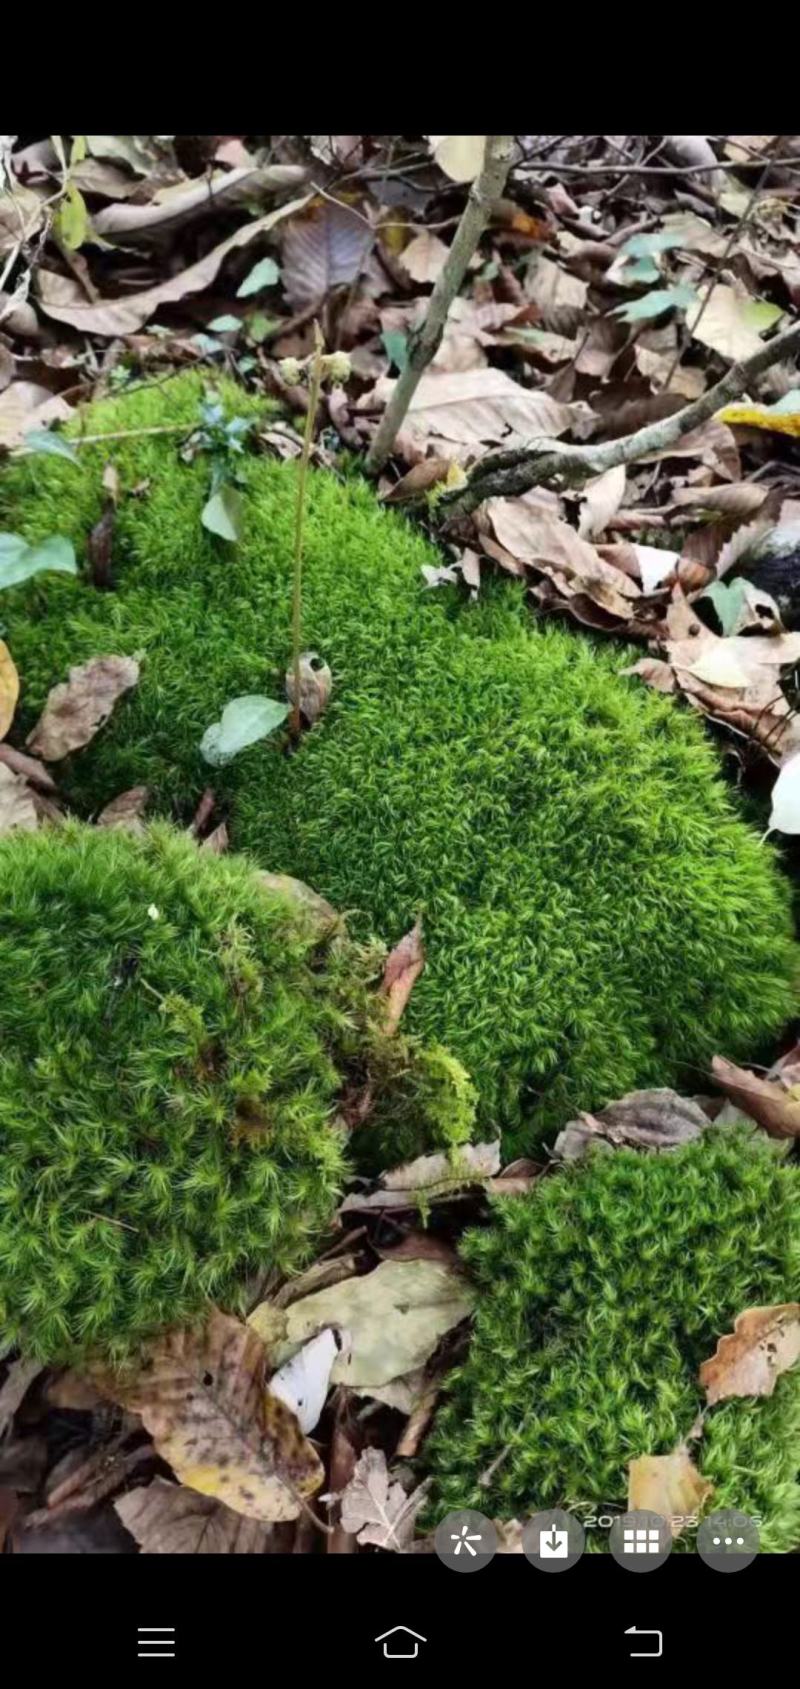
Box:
left=92, top=165, right=307, bottom=241
left=700, top=1305, right=800, bottom=1405
left=628, top=1449, right=713, bottom=1537
left=363, top=368, right=590, bottom=456
left=281, top=197, right=373, bottom=310
left=27, top=655, right=139, bottom=761
left=711, top=1055, right=800, bottom=1139
left=116, top=1477, right=274, bottom=1554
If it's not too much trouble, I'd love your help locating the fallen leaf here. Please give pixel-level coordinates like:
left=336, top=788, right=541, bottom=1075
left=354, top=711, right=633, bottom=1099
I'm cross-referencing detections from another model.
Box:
left=364, top=368, right=589, bottom=457
left=237, top=255, right=281, bottom=297
left=0, top=744, right=57, bottom=793
left=381, top=458, right=454, bottom=504
left=116, top=1477, right=273, bottom=1554
left=275, top=1259, right=474, bottom=1390
left=339, top=1447, right=427, bottom=1550
left=525, top=254, right=588, bottom=330
left=639, top=417, right=740, bottom=481
left=599, top=542, right=680, bottom=594
left=0, top=764, right=39, bottom=835
left=104, top=1309, right=322, bottom=1523
left=309, top=136, right=365, bottom=169
left=554, top=1089, right=710, bottom=1160
left=0, top=184, right=45, bottom=255
left=711, top=1054, right=800, bottom=1138
left=400, top=230, right=450, bottom=284
left=96, top=785, right=150, bottom=834
left=716, top=399, right=800, bottom=438
left=485, top=499, right=641, bottom=621
left=202, top=484, right=243, bottom=542
left=285, top=650, right=332, bottom=725
left=381, top=919, right=424, bottom=1034
left=93, top=166, right=307, bottom=241
left=0, top=382, right=73, bottom=450
left=702, top=577, right=781, bottom=637
left=269, top=1330, right=340, bottom=1434
left=770, top=753, right=800, bottom=836
left=628, top=1450, right=713, bottom=1537
left=577, top=465, right=626, bottom=540
left=87, top=500, right=115, bottom=589
left=0, top=640, right=18, bottom=739
left=699, top=1305, right=800, bottom=1405
left=0, top=1357, right=43, bottom=1438
left=254, top=872, right=341, bottom=939
left=340, top=1141, right=501, bottom=1212
left=36, top=194, right=311, bottom=335
left=686, top=285, right=784, bottom=361
left=200, top=694, right=289, bottom=767
left=281, top=197, right=372, bottom=311
left=27, top=654, right=139, bottom=761
left=428, top=135, right=486, bottom=184
left=0, top=532, right=77, bottom=592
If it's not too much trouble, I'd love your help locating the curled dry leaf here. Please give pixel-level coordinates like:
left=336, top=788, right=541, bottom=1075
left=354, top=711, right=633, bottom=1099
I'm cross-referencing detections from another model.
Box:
left=36, top=194, right=311, bottom=336
left=381, top=918, right=424, bottom=1035
left=577, top=465, right=626, bottom=541
left=628, top=1450, right=713, bottom=1538
left=711, top=1055, right=800, bottom=1139
left=0, top=743, right=57, bottom=793
left=116, top=1477, right=273, bottom=1554
left=0, top=763, right=38, bottom=836
left=96, top=785, right=150, bottom=835
left=340, top=1140, right=501, bottom=1213
left=92, top=165, right=308, bottom=242
left=554, top=1089, right=709, bottom=1161
left=27, top=654, right=140, bottom=762
left=285, top=650, right=332, bottom=725
left=0, top=1357, right=43, bottom=1438
left=381, top=457, right=453, bottom=504
left=485, top=498, right=641, bottom=622
left=699, top=1305, right=800, bottom=1406
left=400, top=229, right=450, bottom=285
left=361, top=368, right=591, bottom=460
left=339, top=1447, right=427, bottom=1550
left=0, top=639, right=19, bottom=740
left=102, top=1308, right=322, bottom=1523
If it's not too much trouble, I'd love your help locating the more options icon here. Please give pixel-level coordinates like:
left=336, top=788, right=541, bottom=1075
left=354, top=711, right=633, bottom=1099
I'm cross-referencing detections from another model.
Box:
left=522, top=1508, right=585, bottom=1572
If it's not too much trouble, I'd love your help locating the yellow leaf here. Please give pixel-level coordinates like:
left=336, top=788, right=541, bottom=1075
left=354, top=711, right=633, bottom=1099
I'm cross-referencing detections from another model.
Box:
left=0, top=640, right=19, bottom=740
left=629, top=1449, right=714, bottom=1537
left=716, top=403, right=800, bottom=437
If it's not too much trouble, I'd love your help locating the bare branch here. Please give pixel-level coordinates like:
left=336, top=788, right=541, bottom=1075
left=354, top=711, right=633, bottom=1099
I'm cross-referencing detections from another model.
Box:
left=443, top=317, right=800, bottom=519
left=365, top=136, right=515, bottom=476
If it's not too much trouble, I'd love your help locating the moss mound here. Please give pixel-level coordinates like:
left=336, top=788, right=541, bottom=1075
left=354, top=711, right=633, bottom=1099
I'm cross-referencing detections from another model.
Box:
left=2, top=373, right=797, bottom=1149
left=425, top=1131, right=800, bottom=1551
left=0, top=821, right=473, bottom=1363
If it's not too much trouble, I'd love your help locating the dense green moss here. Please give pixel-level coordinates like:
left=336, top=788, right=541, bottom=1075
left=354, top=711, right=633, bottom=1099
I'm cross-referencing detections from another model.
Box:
left=424, top=1131, right=800, bottom=1551
left=2, top=373, right=797, bottom=1150
left=0, top=821, right=473, bottom=1363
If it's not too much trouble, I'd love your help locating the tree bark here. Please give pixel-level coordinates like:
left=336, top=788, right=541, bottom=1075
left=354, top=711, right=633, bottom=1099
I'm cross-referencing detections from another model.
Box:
left=365, top=136, right=516, bottom=476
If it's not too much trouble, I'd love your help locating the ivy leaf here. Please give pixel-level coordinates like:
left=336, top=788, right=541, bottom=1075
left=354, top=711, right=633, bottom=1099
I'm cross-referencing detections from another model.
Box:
left=19, top=428, right=80, bottom=465
left=0, top=533, right=77, bottom=591
left=200, top=695, right=289, bottom=766
left=381, top=328, right=409, bottom=373
left=237, top=256, right=280, bottom=297
left=207, top=314, right=241, bottom=334
left=54, top=182, right=90, bottom=251
left=613, top=285, right=697, bottom=323
left=201, top=484, right=243, bottom=543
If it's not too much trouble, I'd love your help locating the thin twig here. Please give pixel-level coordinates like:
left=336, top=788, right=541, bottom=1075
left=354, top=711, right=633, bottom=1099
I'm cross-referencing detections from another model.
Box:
left=513, top=156, right=800, bottom=178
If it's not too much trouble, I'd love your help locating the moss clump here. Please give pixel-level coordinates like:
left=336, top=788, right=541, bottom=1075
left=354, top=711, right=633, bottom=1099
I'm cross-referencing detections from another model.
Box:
left=0, top=821, right=473, bottom=1364
left=424, top=1131, right=800, bottom=1551
left=2, top=373, right=797, bottom=1151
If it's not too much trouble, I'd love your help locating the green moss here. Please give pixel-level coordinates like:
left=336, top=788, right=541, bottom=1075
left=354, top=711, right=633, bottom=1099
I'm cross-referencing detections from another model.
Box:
left=0, top=821, right=473, bottom=1364
left=424, top=1130, right=800, bottom=1551
left=2, top=373, right=797, bottom=1152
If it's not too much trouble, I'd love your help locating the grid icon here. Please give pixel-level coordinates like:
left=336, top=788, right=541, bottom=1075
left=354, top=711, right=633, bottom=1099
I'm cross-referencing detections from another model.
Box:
left=623, top=1527, right=660, bottom=1555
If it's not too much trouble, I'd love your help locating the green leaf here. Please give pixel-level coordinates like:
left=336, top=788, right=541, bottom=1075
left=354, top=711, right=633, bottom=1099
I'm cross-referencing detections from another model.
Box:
left=207, top=315, right=241, bottom=333
left=0, top=533, right=78, bottom=591
left=200, top=695, right=289, bottom=766
left=621, top=230, right=688, bottom=260
left=237, top=256, right=280, bottom=297
left=54, top=182, right=89, bottom=251
left=381, top=329, right=408, bottom=373
left=247, top=313, right=277, bottom=345
left=20, top=428, right=80, bottom=465
left=201, top=484, right=244, bottom=543
left=701, top=577, right=761, bottom=636
left=621, top=256, right=661, bottom=284
left=613, top=285, right=697, bottom=323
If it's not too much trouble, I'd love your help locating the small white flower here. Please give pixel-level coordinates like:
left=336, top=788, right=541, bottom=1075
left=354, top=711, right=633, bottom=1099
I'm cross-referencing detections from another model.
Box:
left=147, top=904, right=160, bottom=921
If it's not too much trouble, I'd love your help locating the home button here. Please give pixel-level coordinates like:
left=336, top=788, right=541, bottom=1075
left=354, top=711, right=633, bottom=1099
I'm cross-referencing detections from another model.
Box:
left=374, top=1626, right=428, bottom=1660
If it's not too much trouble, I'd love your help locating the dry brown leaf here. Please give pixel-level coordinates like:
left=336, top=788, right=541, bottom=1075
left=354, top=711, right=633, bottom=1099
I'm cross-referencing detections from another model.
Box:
left=281, top=197, right=373, bottom=311
left=285, top=650, right=332, bottom=726
left=0, top=763, right=38, bottom=836
left=0, top=640, right=19, bottom=741
left=686, top=284, right=783, bottom=361
left=554, top=1089, right=710, bottom=1161
left=0, top=382, right=73, bottom=451
left=381, top=458, right=454, bottom=504
left=340, top=1141, right=501, bottom=1213
left=428, top=135, right=486, bottom=184
left=670, top=483, right=771, bottom=519
left=577, top=465, right=626, bottom=540
left=711, top=1055, right=800, bottom=1140
left=634, top=343, right=706, bottom=400
left=525, top=253, right=588, bottom=330
left=254, top=871, right=341, bottom=939
left=485, top=498, right=641, bottom=621
left=699, top=1305, right=800, bottom=1405
left=575, top=316, right=627, bottom=379
left=0, top=743, right=57, bottom=792
left=27, top=655, right=140, bottom=761
left=381, top=918, right=424, bottom=1035
left=37, top=194, right=310, bottom=335
left=362, top=368, right=589, bottom=457
left=628, top=1450, right=713, bottom=1537
left=0, top=1357, right=43, bottom=1438
left=639, top=418, right=740, bottom=482
left=96, top=785, right=150, bottom=835
left=116, top=1477, right=273, bottom=1554
left=104, top=1309, right=322, bottom=1523
left=92, top=165, right=307, bottom=241
left=400, top=230, right=450, bottom=284
left=0, top=184, right=45, bottom=255
left=338, top=1447, right=427, bottom=1550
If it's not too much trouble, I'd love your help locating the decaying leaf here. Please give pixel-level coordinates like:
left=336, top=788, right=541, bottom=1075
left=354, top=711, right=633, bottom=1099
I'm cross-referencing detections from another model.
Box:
left=268, top=1329, right=341, bottom=1434
left=400, top=230, right=450, bottom=284
left=362, top=368, right=591, bottom=460
left=341, top=1141, right=502, bottom=1213
left=0, top=1357, right=43, bottom=1438
left=686, top=286, right=783, bottom=362
left=0, top=639, right=18, bottom=739
left=37, top=194, right=311, bottom=335
left=104, top=1308, right=323, bottom=1523
left=699, top=1305, right=800, bottom=1406
left=285, top=650, right=332, bottom=725
left=281, top=197, right=372, bottom=311
left=554, top=1089, right=710, bottom=1161
left=271, top=1259, right=474, bottom=1391
left=27, top=654, right=140, bottom=761
left=628, top=1450, right=713, bottom=1538
left=484, top=497, right=641, bottom=622
left=96, top=785, right=150, bottom=835
left=577, top=465, right=626, bottom=541
left=0, top=763, right=38, bottom=836
left=116, top=1477, right=273, bottom=1554
left=338, top=1447, right=427, bottom=1550
left=381, top=918, right=425, bottom=1035
left=711, top=1055, right=800, bottom=1139
left=93, top=165, right=307, bottom=242
left=428, top=135, right=486, bottom=184
left=0, top=382, right=73, bottom=451
left=381, top=457, right=454, bottom=504
left=254, top=871, right=341, bottom=939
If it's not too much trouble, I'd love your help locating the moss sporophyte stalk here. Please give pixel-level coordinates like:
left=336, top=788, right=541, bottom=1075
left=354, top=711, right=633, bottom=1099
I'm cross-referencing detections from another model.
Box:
left=1, top=371, right=798, bottom=1156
